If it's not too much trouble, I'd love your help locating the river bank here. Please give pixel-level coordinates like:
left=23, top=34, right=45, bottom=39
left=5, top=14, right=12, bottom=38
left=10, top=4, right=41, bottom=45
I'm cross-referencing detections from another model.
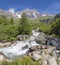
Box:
left=0, top=30, right=60, bottom=65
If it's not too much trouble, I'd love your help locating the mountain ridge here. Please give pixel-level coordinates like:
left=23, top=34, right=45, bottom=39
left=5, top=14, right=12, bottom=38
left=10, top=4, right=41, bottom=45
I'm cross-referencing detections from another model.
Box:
left=0, top=8, right=54, bottom=19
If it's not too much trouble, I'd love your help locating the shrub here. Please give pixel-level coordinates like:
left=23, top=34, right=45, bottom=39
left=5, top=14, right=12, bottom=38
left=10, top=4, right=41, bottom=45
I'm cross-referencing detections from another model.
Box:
left=51, top=19, right=60, bottom=37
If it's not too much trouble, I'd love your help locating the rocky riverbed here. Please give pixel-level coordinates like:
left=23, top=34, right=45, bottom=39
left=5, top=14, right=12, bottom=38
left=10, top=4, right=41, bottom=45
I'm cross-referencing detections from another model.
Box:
left=0, top=30, right=60, bottom=65
left=28, top=45, right=58, bottom=65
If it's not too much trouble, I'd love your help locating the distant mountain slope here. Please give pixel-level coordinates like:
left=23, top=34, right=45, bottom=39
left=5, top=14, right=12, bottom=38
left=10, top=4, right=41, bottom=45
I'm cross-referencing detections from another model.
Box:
left=15, top=9, right=42, bottom=19
left=0, top=8, right=54, bottom=19
left=0, top=9, right=12, bottom=17
left=54, top=13, right=60, bottom=20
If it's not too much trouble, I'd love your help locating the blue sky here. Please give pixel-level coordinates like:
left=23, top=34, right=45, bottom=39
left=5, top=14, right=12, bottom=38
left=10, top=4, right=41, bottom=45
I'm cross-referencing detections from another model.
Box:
left=0, top=0, right=60, bottom=14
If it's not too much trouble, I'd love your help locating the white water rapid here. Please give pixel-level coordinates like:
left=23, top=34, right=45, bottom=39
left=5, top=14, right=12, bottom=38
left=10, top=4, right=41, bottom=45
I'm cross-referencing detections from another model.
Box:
left=0, top=30, right=40, bottom=59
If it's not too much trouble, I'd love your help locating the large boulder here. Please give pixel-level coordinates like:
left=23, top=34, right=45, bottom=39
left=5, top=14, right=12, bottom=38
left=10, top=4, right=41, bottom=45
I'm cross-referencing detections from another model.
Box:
left=17, top=35, right=29, bottom=41
left=0, top=42, right=12, bottom=48
left=47, top=57, right=57, bottom=65
left=0, top=52, right=10, bottom=61
left=50, top=39, right=60, bottom=50
left=44, top=36, right=60, bottom=50
left=29, top=46, right=37, bottom=52
left=58, top=57, right=60, bottom=65
left=31, top=52, right=42, bottom=61
left=42, top=60, right=48, bottom=65
left=35, top=34, right=46, bottom=44
left=0, top=55, right=5, bottom=61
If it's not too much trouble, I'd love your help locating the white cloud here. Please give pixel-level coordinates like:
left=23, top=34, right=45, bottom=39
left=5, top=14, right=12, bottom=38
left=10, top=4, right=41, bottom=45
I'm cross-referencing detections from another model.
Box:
left=43, top=2, right=60, bottom=14
left=8, top=8, right=15, bottom=14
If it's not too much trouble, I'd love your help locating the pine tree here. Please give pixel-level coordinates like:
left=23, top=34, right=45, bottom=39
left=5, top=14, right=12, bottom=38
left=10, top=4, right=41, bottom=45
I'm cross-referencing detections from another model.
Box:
left=18, top=13, right=32, bottom=35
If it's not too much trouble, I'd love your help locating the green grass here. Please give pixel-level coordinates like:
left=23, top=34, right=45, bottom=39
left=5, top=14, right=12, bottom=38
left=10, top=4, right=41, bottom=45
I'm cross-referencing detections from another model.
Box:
left=1, top=56, right=40, bottom=65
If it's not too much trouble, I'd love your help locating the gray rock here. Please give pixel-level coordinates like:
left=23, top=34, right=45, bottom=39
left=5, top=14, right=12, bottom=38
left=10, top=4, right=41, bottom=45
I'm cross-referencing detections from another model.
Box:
left=31, top=52, right=42, bottom=61
left=0, top=55, right=5, bottom=61
left=29, top=46, right=37, bottom=52
left=0, top=52, right=10, bottom=61
left=17, top=35, right=29, bottom=41
left=44, top=35, right=60, bottom=50
left=35, top=34, right=46, bottom=44
left=58, top=57, right=60, bottom=65
left=50, top=39, right=60, bottom=50
left=22, top=45, right=28, bottom=50
left=47, top=57, right=57, bottom=65
left=42, top=60, right=48, bottom=65
left=0, top=42, right=12, bottom=48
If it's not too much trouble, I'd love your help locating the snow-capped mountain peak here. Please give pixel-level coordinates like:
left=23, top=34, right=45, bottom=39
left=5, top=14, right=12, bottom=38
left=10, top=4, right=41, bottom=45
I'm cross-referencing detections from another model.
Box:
left=0, top=8, right=54, bottom=19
